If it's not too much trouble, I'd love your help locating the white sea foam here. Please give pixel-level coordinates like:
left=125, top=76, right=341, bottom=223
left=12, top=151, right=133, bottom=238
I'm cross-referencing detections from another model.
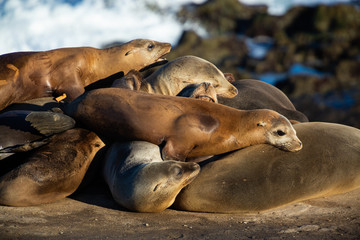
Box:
left=0, top=0, right=354, bottom=53
left=0, top=0, right=206, bottom=53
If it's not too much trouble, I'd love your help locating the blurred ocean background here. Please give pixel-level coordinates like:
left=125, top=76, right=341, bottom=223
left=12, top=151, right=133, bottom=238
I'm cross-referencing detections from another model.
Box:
left=0, top=0, right=360, bottom=127
left=0, top=0, right=354, bottom=52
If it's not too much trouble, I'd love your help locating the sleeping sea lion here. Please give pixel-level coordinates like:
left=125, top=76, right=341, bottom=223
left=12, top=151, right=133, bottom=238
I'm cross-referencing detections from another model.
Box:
left=174, top=122, right=360, bottom=213
left=0, top=39, right=171, bottom=110
left=64, top=88, right=302, bottom=161
left=112, top=70, right=218, bottom=103
left=218, top=79, right=309, bottom=123
left=103, top=141, right=200, bottom=212
left=140, top=55, right=238, bottom=98
left=0, top=128, right=105, bottom=206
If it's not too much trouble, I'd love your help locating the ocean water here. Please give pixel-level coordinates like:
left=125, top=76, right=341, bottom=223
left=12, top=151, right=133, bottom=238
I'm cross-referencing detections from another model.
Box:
left=0, top=0, right=353, bottom=53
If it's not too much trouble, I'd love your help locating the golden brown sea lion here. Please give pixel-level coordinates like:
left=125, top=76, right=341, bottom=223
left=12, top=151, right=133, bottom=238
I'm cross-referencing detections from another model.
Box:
left=140, top=55, right=238, bottom=98
left=0, top=128, right=105, bottom=207
left=0, top=39, right=171, bottom=110
left=64, top=88, right=302, bottom=161
left=174, top=122, right=360, bottom=213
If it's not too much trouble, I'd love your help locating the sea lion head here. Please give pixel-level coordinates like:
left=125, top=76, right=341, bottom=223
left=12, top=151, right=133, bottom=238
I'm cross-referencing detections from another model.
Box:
left=146, top=56, right=238, bottom=97
left=131, top=161, right=200, bottom=212
left=177, top=82, right=218, bottom=103
left=122, top=39, right=171, bottom=71
left=257, top=110, right=303, bottom=152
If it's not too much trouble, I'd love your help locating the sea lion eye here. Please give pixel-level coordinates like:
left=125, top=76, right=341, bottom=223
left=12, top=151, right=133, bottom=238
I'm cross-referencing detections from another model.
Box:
left=276, top=130, right=286, bottom=136
left=147, top=44, right=154, bottom=51
left=172, top=166, right=183, bottom=178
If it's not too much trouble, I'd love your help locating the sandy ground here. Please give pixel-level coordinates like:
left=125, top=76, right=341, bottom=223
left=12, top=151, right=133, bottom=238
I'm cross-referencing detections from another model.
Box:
left=1, top=179, right=360, bottom=240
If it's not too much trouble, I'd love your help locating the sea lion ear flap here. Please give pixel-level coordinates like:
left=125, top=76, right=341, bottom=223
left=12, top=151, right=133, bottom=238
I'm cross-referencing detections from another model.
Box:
left=257, top=121, right=266, bottom=127
left=125, top=50, right=132, bottom=56
left=224, top=73, right=235, bottom=83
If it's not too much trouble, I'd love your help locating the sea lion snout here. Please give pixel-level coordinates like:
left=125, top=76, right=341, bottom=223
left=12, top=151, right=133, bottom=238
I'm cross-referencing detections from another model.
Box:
left=284, top=137, right=303, bottom=152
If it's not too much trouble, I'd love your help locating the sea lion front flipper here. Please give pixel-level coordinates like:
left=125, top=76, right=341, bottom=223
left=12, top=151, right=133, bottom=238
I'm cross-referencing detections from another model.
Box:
left=25, top=112, right=75, bottom=136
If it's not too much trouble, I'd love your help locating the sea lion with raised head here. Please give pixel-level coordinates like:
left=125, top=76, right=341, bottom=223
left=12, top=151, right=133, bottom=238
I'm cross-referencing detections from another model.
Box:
left=103, top=141, right=200, bottom=212
left=218, top=79, right=309, bottom=123
left=0, top=39, right=171, bottom=110
left=64, top=88, right=302, bottom=161
left=0, top=128, right=105, bottom=207
left=174, top=122, right=360, bottom=213
left=140, top=55, right=238, bottom=98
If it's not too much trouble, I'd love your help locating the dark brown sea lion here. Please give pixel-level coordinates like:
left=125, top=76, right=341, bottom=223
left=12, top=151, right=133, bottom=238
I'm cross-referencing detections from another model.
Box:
left=140, top=55, right=238, bottom=98
left=0, top=39, right=171, bottom=110
left=64, top=88, right=302, bottom=161
left=218, top=79, right=309, bottom=123
left=174, top=122, right=360, bottom=213
left=103, top=141, right=200, bottom=212
left=0, top=128, right=105, bottom=206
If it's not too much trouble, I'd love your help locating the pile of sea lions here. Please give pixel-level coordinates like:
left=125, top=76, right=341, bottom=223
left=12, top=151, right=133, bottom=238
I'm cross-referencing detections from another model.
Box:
left=1, top=39, right=360, bottom=213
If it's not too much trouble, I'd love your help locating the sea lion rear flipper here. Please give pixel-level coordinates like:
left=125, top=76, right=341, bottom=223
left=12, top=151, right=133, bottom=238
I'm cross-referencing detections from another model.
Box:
left=0, top=140, right=49, bottom=154
left=25, top=112, right=75, bottom=136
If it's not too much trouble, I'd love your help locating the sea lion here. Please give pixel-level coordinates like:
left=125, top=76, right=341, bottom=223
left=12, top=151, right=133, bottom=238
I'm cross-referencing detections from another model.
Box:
left=0, top=110, right=75, bottom=159
left=176, top=82, right=218, bottom=103
left=0, top=39, right=171, bottom=110
left=103, top=141, right=200, bottom=212
left=0, top=128, right=105, bottom=206
left=112, top=70, right=218, bottom=103
left=174, top=122, right=360, bottom=213
left=218, top=79, right=309, bottom=123
left=140, top=55, right=238, bottom=98
left=64, top=88, right=302, bottom=161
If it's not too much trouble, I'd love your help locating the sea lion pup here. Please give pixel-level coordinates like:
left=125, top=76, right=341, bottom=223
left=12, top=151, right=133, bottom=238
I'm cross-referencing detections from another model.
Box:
left=174, top=122, right=360, bottom=213
left=0, top=39, right=171, bottom=111
left=0, top=128, right=105, bottom=207
left=140, top=55, right=238, bottom=98
left=103, top=141, right=200, bottom=212
left=218, top=79, right=309, bottom=123
left=176, top=82, right=218, bottom=103
left=64, top=88, right=302, bottom=161
left=0, top=110, right=75, bottom=159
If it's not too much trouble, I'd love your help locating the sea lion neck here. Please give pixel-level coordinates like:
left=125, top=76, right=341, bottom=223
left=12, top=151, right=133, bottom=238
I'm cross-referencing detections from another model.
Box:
left=90, top=47, right=129, bottom=81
